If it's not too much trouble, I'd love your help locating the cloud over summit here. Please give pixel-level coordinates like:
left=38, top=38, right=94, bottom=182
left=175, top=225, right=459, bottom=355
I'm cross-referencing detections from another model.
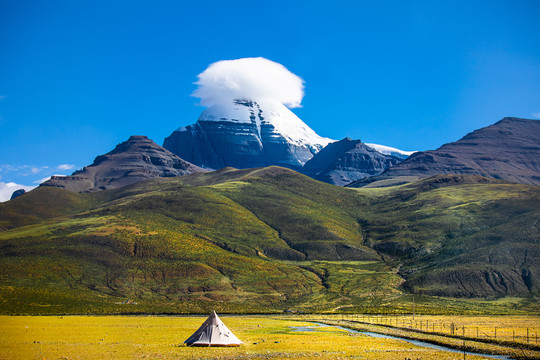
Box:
left=192, top=57, right=304, bottom=108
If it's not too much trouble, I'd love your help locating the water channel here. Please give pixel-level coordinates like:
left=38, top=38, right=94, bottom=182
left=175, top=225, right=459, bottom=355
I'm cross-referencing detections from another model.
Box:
left=289, top=323, right=513, bottom=360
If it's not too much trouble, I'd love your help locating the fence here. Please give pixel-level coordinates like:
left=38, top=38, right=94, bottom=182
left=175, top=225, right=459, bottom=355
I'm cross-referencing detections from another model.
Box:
left=295, top=314, right=539, bottom=346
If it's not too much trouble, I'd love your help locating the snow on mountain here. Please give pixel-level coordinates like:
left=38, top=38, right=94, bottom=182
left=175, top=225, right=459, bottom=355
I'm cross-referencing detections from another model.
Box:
left=196, top=99, right=334, bottom=151
left=164, top=99, right=334, bottom=170
left=365, top=143, right=416, bottom=160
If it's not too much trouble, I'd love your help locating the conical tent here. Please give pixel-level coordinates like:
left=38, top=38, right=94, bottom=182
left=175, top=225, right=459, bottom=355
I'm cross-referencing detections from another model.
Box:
left=184, top=310, right=243, bottom=347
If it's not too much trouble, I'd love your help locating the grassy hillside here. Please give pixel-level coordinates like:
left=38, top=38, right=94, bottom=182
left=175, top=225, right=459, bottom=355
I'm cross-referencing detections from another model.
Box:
left=0, top=167, right=538, bottom=314
left=351, top=176, right=540, bottom=299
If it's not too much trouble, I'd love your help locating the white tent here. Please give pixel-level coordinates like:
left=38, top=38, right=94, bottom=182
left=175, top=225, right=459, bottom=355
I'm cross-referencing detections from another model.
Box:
left=184, top=310, right=243, bottom=347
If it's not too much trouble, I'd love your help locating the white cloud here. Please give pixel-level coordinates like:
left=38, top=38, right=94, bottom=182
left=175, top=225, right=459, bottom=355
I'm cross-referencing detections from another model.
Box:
left=0, top=182, right=36, bottom=202
left=0, top=164, right=72, bottom=184
left=34, top=176, right=51, bottom=184
left=192, top=57, right=305, bottom=108
left=33, top=174, right=66, bottom=184
left=532, top=112, right=540, bottom=119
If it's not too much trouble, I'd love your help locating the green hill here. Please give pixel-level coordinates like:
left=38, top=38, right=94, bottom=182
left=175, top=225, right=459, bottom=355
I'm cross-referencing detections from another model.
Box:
left=0, top=167, right=538, bottom=314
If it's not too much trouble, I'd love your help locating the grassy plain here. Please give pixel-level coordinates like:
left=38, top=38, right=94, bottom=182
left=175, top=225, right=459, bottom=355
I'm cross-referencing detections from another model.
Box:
left=388, top=314, right=540, bottom=345
left=0, top=315, right=517, bottom=360
left=302, top=313, right=540, bottom=343
left=298, top=314, right=540, bottom=359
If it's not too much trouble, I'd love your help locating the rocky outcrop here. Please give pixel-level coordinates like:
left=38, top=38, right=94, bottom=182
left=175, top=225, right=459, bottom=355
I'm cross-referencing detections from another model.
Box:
left=350, top=117, right=540, bottom=187
left=163, top=99, right=333, bottom=170
left=41, top=136, right=204, bottom=193
left=10, top=189, right=26, bottom=200
left=301, top=138, right=402, bottom=186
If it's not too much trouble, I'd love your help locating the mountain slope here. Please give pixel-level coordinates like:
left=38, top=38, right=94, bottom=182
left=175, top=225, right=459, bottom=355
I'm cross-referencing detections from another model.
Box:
left=353, top=175, right=540, bottom=298
left=1, top=167, right=538, bottom=314
left=350, top=117, right=540, bottom=187
left=163, top=99, right=333, bottom=170
left=301, top=138, right=403, bottom=186
left=0, top=187, right=94, bottom=231
left=41, top=136, right=205, bottom=193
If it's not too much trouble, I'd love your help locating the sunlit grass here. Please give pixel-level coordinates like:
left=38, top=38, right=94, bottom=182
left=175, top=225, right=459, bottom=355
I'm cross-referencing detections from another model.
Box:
left=297, top=314, right=540, bottom=358
left=0, top=315, right=501, bottom=360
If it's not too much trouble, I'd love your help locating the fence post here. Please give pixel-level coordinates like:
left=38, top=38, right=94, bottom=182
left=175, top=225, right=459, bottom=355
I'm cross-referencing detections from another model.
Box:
left=513, top=330, right=515, bottom=342
left=494, top=327, right=497, bottom=339
left=463, top=326, right=465, bottom=337
left=477, top=327, right=479, bottom=338
left=527, top=328, right=529, bottom=343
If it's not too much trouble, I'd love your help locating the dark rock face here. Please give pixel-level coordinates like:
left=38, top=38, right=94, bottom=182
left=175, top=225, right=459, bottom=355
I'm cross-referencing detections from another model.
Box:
left=301, top=138, right=402, bottom=186
left=350, top=117, right=540, bottom=187
left=10, top=189, right=26, bottom=200
left=41, top=136, right=205, bottom=193
left=406, top=267, right=538, bottom=298
left=164, top=121, right=316, bottom=170
left=163, top=100, right=332, bottom=170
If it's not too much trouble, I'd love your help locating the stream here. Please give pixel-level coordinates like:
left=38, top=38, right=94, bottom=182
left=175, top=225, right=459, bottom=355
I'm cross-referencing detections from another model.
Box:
left=290, top=323, right=513, bottom=359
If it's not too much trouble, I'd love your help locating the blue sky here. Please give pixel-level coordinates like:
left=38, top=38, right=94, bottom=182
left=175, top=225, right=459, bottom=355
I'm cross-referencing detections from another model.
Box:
left=1, top=0, right=539, bottom=190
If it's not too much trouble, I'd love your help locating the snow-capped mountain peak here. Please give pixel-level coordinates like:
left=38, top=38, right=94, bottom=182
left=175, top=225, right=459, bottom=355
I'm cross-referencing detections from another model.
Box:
left=196, top=99, right=334, bottom=152
left=165, top=99, right=334, bottom=169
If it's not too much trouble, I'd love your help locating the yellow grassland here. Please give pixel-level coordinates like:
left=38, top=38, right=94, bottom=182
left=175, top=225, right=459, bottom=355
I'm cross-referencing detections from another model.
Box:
left=303, top=314, right=540, bottom=345
left=0, top=315, right=515, bottom=360
left=295, top=314, right=540, bottom=359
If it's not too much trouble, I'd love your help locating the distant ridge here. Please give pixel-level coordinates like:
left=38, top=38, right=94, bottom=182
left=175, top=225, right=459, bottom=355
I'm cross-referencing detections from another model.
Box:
left=349, top=117, right=540, bottom=187
left=41, top=135, right=205, bottom=192
left=302, top=138, right=402, bottom=186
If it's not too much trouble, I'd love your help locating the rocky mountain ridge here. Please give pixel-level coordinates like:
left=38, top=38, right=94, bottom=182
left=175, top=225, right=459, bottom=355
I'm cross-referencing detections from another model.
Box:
left=41, top=135, right=205, bottom=193
left=349, top=117, right=540, bottom=187
left=301, top=137, right=403, bottom=186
